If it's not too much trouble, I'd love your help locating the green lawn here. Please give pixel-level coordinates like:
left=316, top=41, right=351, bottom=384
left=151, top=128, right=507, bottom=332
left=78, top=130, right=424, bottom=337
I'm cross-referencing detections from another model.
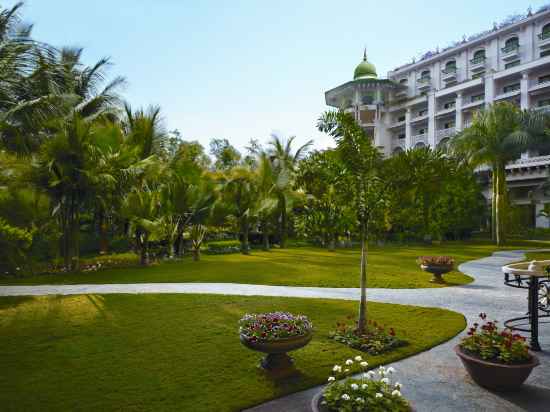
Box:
left=4, top=240, right=550, bottom=288
left=0, top=294, right=465, bottom=411
left=525, top=250, right=550, bottom=262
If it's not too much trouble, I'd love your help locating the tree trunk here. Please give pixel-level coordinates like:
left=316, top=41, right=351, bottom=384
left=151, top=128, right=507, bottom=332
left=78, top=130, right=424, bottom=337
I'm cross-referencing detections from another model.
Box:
left=72, top=204, right=80, bottom=271
left=495, top=165, right=506, bottom=246
left=262, top=227, right=270, bottom=251
left=174, top=231, right=184, bottom=257
left=241, top=216, right=250, bottom=255
left=357, top=220, right=368, bottom=334
left=139, top=230, right=150, bottom=266
left=491, top=167, right=498, bottom=242
left=280, top=196, right=287, bottom=248
left=98, top=209, right=108, bottom=255
left=193, top=247, right=201, bottom=261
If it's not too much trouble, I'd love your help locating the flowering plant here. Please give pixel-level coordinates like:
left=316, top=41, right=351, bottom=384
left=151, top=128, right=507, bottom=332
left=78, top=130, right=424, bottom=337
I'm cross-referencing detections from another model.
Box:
left=459, top=313, right=531, bottom=364
left=322, top=357, right=410, bottom=411
left=239, top=312, right=312, bottom=342
left=416, top=256, right=454, bottom=266
left=329, top=317, right=406, bottom=355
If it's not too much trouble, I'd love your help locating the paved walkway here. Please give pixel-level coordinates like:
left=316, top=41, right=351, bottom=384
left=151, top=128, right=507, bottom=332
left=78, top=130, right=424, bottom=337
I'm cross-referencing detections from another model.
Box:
left=1, top=250, right=549, bottom=411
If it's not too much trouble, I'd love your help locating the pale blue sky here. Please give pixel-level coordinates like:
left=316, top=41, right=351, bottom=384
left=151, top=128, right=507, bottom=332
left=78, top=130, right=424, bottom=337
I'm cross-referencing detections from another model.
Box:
left=7, top=0, right=545, bottom=152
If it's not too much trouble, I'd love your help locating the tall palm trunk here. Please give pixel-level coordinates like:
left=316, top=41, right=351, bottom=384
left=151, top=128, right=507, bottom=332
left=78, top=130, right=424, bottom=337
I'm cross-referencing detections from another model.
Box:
left=491, top=167, right=498, bottom=242
left=357, top=219, right=368, bottom=334
left=495, top=165, right=507, bottom=246
left=98, top=208, right=109, bottom=255
left=261, top=221, right=270, bottom=251
left=280, top=196, right=287, bottom=248
left=241, top=216, right=250, bottom=255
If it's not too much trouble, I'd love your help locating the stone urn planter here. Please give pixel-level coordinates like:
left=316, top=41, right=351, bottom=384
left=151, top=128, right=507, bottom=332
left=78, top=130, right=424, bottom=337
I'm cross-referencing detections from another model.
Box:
left=454, top=345, right=539, bottom=391
left=310, top=390, right=327, bottom=412
left=240, top=331, right=312, bottom=372
left=417, top=256, right=455, bottom=283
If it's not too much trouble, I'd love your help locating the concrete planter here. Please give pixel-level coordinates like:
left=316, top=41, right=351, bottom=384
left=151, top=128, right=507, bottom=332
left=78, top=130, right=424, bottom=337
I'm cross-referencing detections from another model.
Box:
left=454, top=345, right=539, bottom=391
left=240, top=331, right=312, bottom=373
left=420, top=263, right=453, bottom=283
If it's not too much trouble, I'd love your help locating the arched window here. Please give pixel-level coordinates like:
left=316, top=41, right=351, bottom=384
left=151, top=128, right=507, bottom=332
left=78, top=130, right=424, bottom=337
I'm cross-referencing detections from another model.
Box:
left=437, top=137, right=450, bottom=149
left=393, top=147, right=404, bottom=155
left=445, top=60, right=456, bottom=70
left=420, top=70, right=430, bottom=79
left=399, top=78, right=408, bottom=84
left=473, top=49, right=485, bottom=60
left=504, top=37, right=519, bottom=49
left=540, top=23, right=550, bottom=40
left=415, top=142, right=426, bottom=149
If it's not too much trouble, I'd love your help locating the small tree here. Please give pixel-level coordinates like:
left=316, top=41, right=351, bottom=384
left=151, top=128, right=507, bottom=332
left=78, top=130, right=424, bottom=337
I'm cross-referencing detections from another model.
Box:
left=189, top=224, right=207, bottom=261
left=318, top=110, right=389, bottom=333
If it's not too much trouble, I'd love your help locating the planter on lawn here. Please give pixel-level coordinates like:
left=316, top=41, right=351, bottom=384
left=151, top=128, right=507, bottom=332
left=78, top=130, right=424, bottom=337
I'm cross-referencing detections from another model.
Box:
left=240, top=331, right=312, bottom=372
left=420, top=263, right=454, bottom=283
left=454, top=345, right=539, bottom=391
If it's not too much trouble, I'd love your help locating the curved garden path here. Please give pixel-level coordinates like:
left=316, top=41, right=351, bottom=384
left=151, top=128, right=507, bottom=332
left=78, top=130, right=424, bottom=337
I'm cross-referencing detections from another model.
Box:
left=1, top=250, right=549, bottom=411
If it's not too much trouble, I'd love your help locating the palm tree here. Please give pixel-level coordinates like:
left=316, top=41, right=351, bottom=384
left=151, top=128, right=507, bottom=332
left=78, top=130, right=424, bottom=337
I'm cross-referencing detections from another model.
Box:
left=254, top=152, right=277, bottom=250
left=452, top=102, right=546, bottom=245
left=267, top=134, right=312, bottom=248
left=318, top=110, right=387, bottom=334
left=220, top=166, right=260, bottom=254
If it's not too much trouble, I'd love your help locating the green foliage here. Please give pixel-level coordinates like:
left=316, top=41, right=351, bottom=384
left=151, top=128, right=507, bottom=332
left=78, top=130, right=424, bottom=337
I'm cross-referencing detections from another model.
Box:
left=206, top=240, right=241, bottom=254
left=0, top=217, right=33, bottom=273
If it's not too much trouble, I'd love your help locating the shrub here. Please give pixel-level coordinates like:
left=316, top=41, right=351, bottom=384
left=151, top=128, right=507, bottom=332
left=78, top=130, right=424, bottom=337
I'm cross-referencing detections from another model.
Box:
left=239, top=312, right=312, bottom=342
left=459, top=313, right=530, bottom=364
left=0, top=218, right=33, bottom=274
left=329, top=317, right=407, bottom=355
left=206, top=240, right=241, bottom=255
left=322, top=357, right=410, bottom=411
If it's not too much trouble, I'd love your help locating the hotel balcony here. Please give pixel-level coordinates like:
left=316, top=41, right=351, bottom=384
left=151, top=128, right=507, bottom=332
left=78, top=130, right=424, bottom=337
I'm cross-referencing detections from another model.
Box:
left=538, top=31, right=550, bottom=49
left=469, top=56, right=486, bottom=72
left=535, top=105, right=550, bottom=114
left=436, top=127, right=456, bottom=145
left=412, top=133, right=427, bottom=146
left=441, top=67, right=457, bottom=83
left=392, top=138, right=406, bottom=151
left=501, top=44, right=520, bottom=62
left=417, top=76, right=431, bottom=91
left=529, top=78, right=550, bottom=94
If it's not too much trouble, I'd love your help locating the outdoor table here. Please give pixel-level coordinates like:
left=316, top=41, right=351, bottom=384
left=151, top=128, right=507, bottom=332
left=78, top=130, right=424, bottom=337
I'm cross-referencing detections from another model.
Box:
left=501, top=261, right=550, bottom=351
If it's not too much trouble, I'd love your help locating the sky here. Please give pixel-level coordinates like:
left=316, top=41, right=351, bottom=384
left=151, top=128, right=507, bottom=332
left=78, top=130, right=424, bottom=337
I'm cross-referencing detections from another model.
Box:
left=5, top=0, right=547, bottom=153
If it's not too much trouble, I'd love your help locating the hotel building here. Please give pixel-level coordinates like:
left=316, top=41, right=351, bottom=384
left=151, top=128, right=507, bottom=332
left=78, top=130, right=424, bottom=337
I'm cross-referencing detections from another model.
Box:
left=325, top=6, right=550, bottom=228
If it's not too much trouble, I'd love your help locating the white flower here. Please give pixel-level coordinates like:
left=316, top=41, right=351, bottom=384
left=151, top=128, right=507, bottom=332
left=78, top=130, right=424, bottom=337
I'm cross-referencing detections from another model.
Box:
left=344, top=369, right=350, bottom=373
left=333, top=365, right=342, bottom=372
left=395, top=382, right=402, bottom=390
left=360, top=361, right=368, bottom=368
left=386, top=367, right=395, bottom=374
left=351, top=383, right=359, bottom=390
left=375, top=393, right=383, bottom=398
left=354, top=355, right=363, bottom=362
left=381, top=377, right=390, bottom=384
left=345, top=359, right=354, bottom=365
left=341, top=394, right=350, bottom=401
left=361, top=383, right=368, bottom=389
left=328, top=376, right=335, bottom=382
left=355, top=397, right=365, bottom=403
left=392, top=390, right=402, bottom=397
left=366, top=371, right=375, bottom=379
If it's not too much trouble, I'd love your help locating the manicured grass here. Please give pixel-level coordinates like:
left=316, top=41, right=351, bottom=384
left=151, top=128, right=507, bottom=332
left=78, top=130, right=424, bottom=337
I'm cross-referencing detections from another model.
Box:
left=0, top=294, right=465, bottom=411
left=4, top=240, right=550, bottom=288
left=525, top=250, right=550, bottom=262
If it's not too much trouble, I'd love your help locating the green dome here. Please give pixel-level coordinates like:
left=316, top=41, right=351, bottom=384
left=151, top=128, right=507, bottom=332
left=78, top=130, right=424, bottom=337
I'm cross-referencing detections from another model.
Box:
left=354, top=50, right=377, bottom=80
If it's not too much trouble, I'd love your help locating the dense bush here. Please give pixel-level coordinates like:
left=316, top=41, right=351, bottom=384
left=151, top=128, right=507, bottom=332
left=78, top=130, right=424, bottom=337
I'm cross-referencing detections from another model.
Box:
left=0, top=218, right=33, bottom=274
left=206, top=240, right=241, bottom=254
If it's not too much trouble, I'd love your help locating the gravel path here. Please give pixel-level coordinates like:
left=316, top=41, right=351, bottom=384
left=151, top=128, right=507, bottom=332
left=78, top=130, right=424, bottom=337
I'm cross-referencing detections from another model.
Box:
left=1, top=249, right=549, bottom=411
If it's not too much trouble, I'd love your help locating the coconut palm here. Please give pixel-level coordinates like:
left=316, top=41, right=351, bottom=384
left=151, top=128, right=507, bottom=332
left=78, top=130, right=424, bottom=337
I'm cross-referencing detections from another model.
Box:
left=267, top=134, right=312, bottom=248
left=452, top=102, right=546, bottom=245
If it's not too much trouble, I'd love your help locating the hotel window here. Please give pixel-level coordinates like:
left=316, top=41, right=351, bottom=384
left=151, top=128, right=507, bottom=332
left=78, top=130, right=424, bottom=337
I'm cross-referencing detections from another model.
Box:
left=503, top=83, right=520, bottom=93
left=472, top=71, right=485, bottom=79
left=419, top=70, right=430, bottom=81
left=538, top=98, right=550, bottom=107
left=443, top=101, right=456, bottom=109
left=540, top=23, right=550, bottom=40
left=541, top=49, right=550, bottom=58
left=418, top=109, right=427, bottom=116
left=502, top=37, right=519, bottom=53
left=398, top=133, right=405, bottom=139
left=418, top=128, right=426, bottom=135
left=397, top=115, right=406, bottom=122
left=504, top=60, right=520, bottom=70
left=443, top=60, right=456, bottom=73
left=539, top=74, right=550, bottom=84
left=471, top=49, right=486, bottom=64
left=444, top=122, right=455, bottom=129
left=471, top=94, right=484, bottom=102
left=399, top=78, right=408, bottom=84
